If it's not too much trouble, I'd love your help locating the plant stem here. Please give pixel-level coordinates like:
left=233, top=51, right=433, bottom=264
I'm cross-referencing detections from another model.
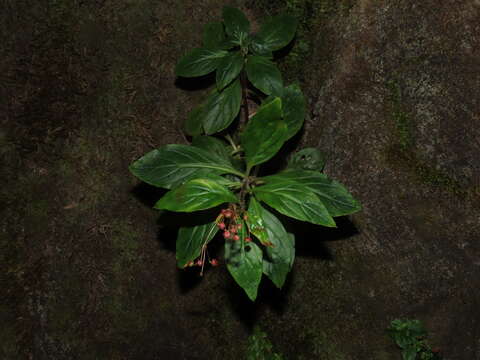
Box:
left=236, top=67, right=254, bottom=212
left=239, top=70, right=250, bottom=132
left=225, top=134, right=239, bottom=153
left=237, top=165, right=252, bottom=213
left=239, top=177, right=249, bottom=213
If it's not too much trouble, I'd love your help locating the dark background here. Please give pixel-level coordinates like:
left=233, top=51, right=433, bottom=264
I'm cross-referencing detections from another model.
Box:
left=1, top=0, right=479, bottom=359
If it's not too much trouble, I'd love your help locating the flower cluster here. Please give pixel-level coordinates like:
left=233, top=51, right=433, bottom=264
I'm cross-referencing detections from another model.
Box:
left=217, top=207, right=252, bottom=243
left=185, top=257, right=219, bottom=268
left=184, top=206, right=254, bottom=274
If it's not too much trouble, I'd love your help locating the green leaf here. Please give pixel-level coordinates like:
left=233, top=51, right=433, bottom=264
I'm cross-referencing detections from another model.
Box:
left=202, top=79, right=242, bottom=134
left=396, top=334, right=412, bottom=349
left=216, top=51, right=244, bottom=91
left=241, top=98, right=287, bottom=169
left=264, top=170, right=361, bottom=217
left=225, top=224, right=263, bottom=301
left=199, top=173, right=240, bottom=188
left=154, top=178, right=237, bottom=212
left=246, top=55, right=283, bottom=96
left=249, top=34, right=274, bottom=58
left=252, top=201, right=295, bottom=288
left=176, top=222, right=218, bottom=268
left=246, top=197, right=269, bottom=245
left=223, top=6, right=250, bottom=43
left=403, top=346, right=418, bottom=360
left=175, top=48, right=228, bottom=77
left=407, top=320, right=427, bottom=337
left=253, top=176, right=336, bottom=227
left=203, top=22, right=225, bottom=48
left=256, top=14, right=298, bottom=51
left=129, top=144, right=243, bottom=189
left=287, top=148, right=326, bottom=172
left=281, top=84, right=306, bottom=140
left=184, top=104, right=204, bottom=136
left=191, top=136, right=232, bottom=163
left=253, top=84, right=304, bottom=139
left=264, top=232, right=294, bottom=289
left=261, top=94, right=276, bottom=106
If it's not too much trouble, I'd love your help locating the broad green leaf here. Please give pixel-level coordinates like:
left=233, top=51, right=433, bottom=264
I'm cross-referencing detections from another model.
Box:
left=154, top=178, right=237, bottom=212
left=219, top=38, right=238, bottom=50
left=216, top=51, right=244, bottom=91
left=287, top=148, right=325, bottom=172
left=175, top=48, right=227, bottom=77
left=259, top=85, right=305, bottom=139
left=246, top=197, right=269, bottom=245
left=261, top=94, right=276, bottom=106
left=251, top=201, right=295, bottom=289
left=223, top=6, right=250, bottom=43
left=129, top=144, right=243, bottom=189
left=184, top=104, right=204, bottom=136
left=203, top=22, right=225, bottom=48
left=246, top=55, right=283, bottom=96
left=241, top=98, right=287, bottom=169
left=264, top=233, right=294, bottom=289
left=176, top=222, right=218, bottom=268
left=403, top=346, right=417, bottom=360
left=249, top=34, right=273, bottom=58
left=191, top=136, right=232, bottom=163
left=253, top=177, right=336, bottom=227
left=408, top=320, right=427, bottom=337
left=225, top=224, right=263, bottom=301
left=199, top=173, right=240, bottom=188
left=256, top=14, right=298, bottom=51
left=395, top=334, right=411, bottom=349
left=202, top=79, right=242, bottom=134
left=264, top=170, right=361, bottom=217
left=281, top=84, right=306, bottom=140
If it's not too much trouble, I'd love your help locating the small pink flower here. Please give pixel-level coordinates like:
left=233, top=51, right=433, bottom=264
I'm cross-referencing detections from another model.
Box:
left=210, top=258, right=219, bottom=266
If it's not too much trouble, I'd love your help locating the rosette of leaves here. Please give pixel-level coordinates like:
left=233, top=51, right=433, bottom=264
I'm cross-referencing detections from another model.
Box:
left=388, top=320, right=442, bottom=360
left=129, top=6, right=361, bottom=301
left=387, top=319, right=441, bottom=360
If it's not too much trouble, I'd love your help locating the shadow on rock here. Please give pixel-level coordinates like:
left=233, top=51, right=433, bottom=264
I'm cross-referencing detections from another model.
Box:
left=130, top=182, right=167, bottom=208
left=174, top=73, right=215, bottom=92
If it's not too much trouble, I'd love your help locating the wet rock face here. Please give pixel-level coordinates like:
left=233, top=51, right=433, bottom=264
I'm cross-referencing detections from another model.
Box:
left=302, top=0, right=480, bottom=358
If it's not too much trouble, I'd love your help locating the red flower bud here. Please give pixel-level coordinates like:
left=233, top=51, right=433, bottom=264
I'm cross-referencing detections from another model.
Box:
left=223, top=230, right=231, bottom=239
left=195, top=259, right=203, bottom=266
left=233, top=235, right=240, bottom=241
left=224, top=209, right=233, bottom=218
left=245, top=237, right=252, bottom=243
left=218, top=222, right=226, bottom=230
left=210, top=258, right=219, bottom=266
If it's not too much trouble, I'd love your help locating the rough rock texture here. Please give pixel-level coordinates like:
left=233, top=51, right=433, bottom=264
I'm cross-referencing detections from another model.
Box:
left=1, top=0, right=479, bottom=359
left=259, top=0, right=480, bottom=359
